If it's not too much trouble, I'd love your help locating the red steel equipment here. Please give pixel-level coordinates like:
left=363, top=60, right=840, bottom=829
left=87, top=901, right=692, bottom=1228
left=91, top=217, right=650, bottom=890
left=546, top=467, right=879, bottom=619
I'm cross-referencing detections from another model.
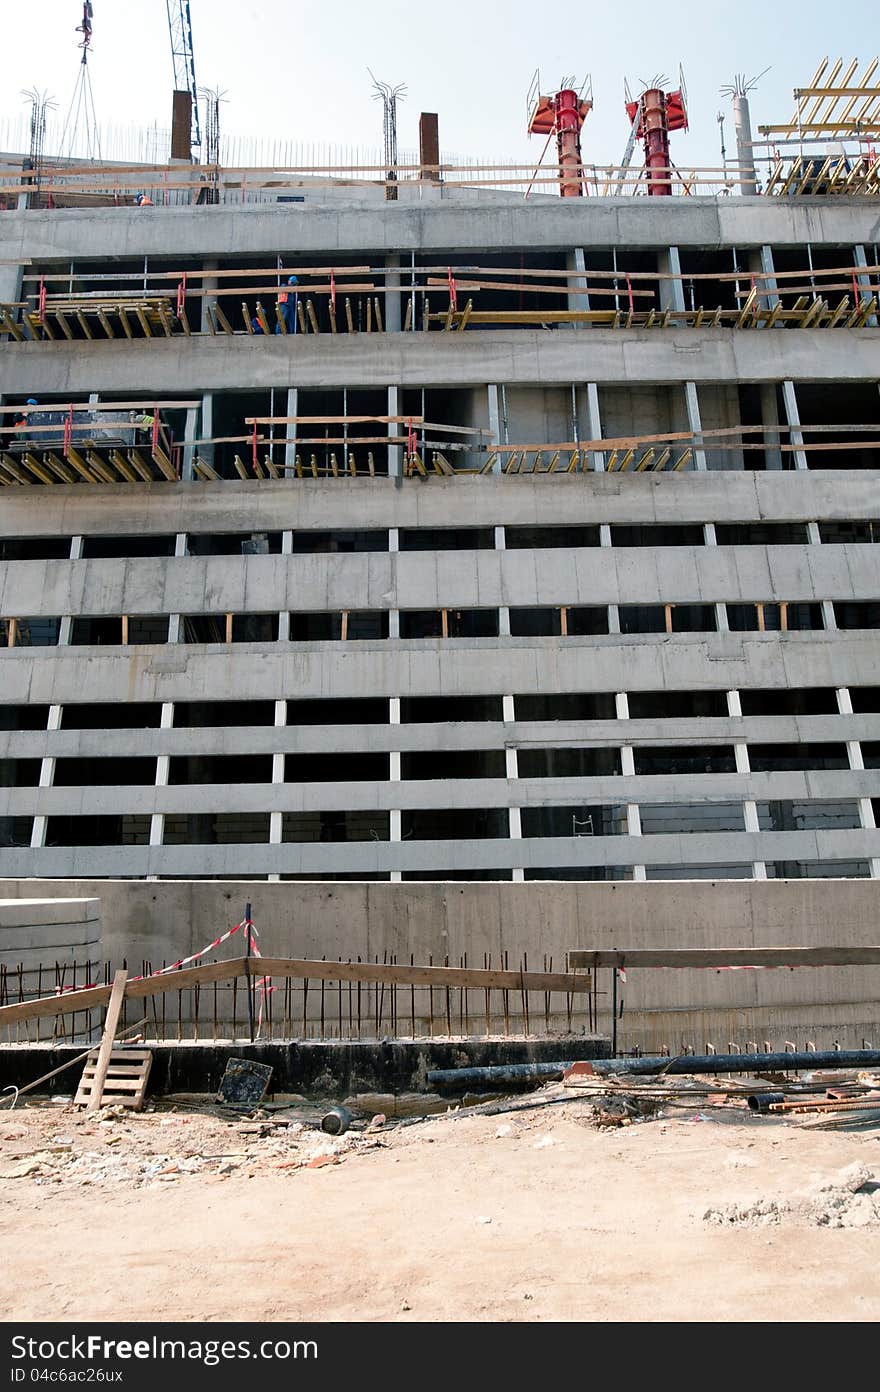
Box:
left=625, top=84, right=688, bottom=195
left=528, top=82, right=593, bottom=197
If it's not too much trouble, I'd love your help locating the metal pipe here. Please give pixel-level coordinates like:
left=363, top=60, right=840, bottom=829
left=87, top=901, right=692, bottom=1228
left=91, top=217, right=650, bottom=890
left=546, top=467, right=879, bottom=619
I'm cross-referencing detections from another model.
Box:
left=427, top=1050, right=880, bottom=1090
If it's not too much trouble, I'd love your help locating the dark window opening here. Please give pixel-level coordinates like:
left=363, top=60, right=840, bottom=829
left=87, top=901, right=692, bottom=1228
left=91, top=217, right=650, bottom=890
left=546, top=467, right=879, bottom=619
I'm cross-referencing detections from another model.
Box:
left=128, top=616, right=170, bottom=644
left=61, top=702, right=162, bottom=730
left=0, top=704, right=50, bottom=731
left=53, top=757, right=156, bottom=787
left=174, top=701, right=276, bottom=728
left=510, top=608, right=561, bottom=637
left=521, top=805, right=626, bottom=837
left=748, top=743, right=848, bottom=772
left=633, top=746, right=736, bottom=775
left=645, top=865, right=753, bottom=881
left=850, top=688, right=880, bottom=714
left=71, top=617, right=123, bottom=646
left=757, top=800, right=861, bottom=832
left=714, top=522, right=809, bottom=546
left=620, top=606, right=665, bottom=635
left=628, top=690, right=727, bottom=719
left=287, top=698, right=389, bottom=725
left=767, top=860, right=870, bottom=880
left=567, top=607, right=610, bottom=636
left=639, top=802, right=744, bottom=834
left=81, top=535, right=175, bottom=559
left=834, top=601, right=880, bottom=630
left=739, top=688, right=837, bottom=716
left=2, top=618, right=61, bottom=647
left=819, top=520, right=880, bottom=544
left=402, top=870, right=513, bottom=881
left=0, top=816, right=33, bottom=847
left=281, top=811, right=389, bottom=842
left=168, top=755, right=273, bottom=784
left=0, top=537, right=70, bottom=561
left=514, top=693, right=616, bottom=721
left=291, top=530, right=388, bottom=554
left=401, top=808, right=509, bottom=839
left=399, top=528, right=494, bottom=551
left=162, top=813, right=271, bottom=845
left=399, top=609, right=498, bottom=639
left=180, top=614, right=279, bottom=643
left=518, top=748, right=622, bottom=778
left=290, top=612, right=341, bottom=641
left=401, top=750, right=505, bottom=780
left=505, top=525, right=602, bottom=549
left=285, top=753, right=389, bottom=782
left=45, top=815, right=150, bottom=847
left=0, top=758, right=41, bottom=788
left=401, top=696, right=503, bottom=723
left=524, top=866, right=630, bottom=881
left=187, top=532, right=283, bottom=556
left=859, top=743, right=880, bottom=769
left=610, top=524, right=705, bottom=547
left=727, top=602, right=822, bottom=632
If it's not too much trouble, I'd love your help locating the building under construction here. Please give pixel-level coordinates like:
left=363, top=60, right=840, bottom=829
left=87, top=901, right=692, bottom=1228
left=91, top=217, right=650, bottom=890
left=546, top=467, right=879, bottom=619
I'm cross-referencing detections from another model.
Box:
left=0, top=53, right=880, bottom=1046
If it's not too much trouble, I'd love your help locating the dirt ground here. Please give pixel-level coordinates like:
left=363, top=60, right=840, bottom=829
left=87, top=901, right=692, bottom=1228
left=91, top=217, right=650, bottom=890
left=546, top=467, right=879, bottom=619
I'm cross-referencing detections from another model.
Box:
left=2, top=1087, right=879, bottom=1323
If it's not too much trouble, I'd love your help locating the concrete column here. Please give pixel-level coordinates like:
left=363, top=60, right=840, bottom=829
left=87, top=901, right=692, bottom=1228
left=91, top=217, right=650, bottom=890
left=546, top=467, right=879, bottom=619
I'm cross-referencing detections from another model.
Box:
left=57, top=617, right=72, bottom=646
left=148, top=702, right=174, bottom=857
left=732, top=93, right=758, bottom=195
left=182, top=404, right=198, bottom=481
left=502, top=694, right=523, bottom=881
left=821, top=600, right=837, bottom=631
left=387, top=385, right=402, bottom=479
left=728, top=693, right=765, bottom=877
left=388, top=528, right=400, bottom=638
left=585, top=382, right=604, bottom=471
left=385, top=254, right=402, bottom=333
left=781, top=381, right=809, bottom=471
left=0, top=262, right=23, bottom=342
left=201, top=261, right=218, bottom=334
left=658, top=247, right=686, bottom=317
left=567, top=247, right=589, bottom=318
left=390, top=696, right=401, bottom=881
left=168, top=614, right=181, bottom=643
left=283, top=388, right=298, bottom=478
left=200, top=391, right=214, bottom=467
left=758, top=384, right=784, bottom=471
left=684, top=381, right=707, bottom=471
left=704, top=525, right=728, bottom=630
left=757, top=245, right=780, bottom=311
left=487, top=384, right=503, bottom=475
left=854, top=246, right=878, bottom=327
left=495, top=525, right=510, bottom=635
left=267, top=699, right=286, bottom=882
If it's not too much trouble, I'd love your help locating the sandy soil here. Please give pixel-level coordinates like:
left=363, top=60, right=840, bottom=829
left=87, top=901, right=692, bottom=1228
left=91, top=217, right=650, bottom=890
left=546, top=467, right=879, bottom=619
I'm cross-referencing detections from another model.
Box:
left=1, top=1091, right=879, bottom=1323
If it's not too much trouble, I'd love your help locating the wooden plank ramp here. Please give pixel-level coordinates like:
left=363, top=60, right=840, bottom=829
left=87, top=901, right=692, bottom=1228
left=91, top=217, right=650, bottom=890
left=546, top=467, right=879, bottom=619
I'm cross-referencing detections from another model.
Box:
left=74, top=1048, right=153, bottom=1111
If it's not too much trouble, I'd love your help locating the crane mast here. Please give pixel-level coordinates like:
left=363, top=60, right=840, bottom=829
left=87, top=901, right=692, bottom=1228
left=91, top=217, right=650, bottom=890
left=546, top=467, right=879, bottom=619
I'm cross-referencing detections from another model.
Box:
left=165, top=0, right=201, bottom=156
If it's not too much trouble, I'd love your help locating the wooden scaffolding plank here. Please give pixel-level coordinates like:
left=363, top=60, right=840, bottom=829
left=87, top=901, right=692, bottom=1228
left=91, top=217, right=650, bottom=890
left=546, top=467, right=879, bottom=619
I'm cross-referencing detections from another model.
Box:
left=82, top=970, right=128, bottom=1112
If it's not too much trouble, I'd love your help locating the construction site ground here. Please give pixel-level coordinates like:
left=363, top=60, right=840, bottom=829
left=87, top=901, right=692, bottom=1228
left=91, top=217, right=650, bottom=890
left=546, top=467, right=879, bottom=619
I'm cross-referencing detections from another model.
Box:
left=2, top=1088, right=879, bottom=1324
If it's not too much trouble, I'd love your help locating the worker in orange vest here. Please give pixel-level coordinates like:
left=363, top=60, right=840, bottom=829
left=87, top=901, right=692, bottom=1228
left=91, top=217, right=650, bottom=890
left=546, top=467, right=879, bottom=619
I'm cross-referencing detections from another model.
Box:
left=275, top=275, right=298, bottom=334
left=135, top=191, right=154, bottom=207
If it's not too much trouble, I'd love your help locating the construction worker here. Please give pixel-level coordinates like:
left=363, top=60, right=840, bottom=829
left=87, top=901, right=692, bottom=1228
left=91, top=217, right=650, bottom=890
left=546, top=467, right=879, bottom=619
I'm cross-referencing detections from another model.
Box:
left=134, top=191, right=154, bottom=207
left=9, top=398, right=37, bottom=447
left=275, top=275, right=298, bottom=334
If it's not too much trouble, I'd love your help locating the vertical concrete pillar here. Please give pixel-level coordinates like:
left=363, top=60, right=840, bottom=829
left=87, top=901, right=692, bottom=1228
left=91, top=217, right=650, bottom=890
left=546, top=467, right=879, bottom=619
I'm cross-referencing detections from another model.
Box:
left=389, top=696, right=401, bottom=881
left=385, top=254, right=402, bottom=333
left=388, top=528, right=400, bottom=638
left=684, top=381, right=707, bottom=471
left=268, top=699, right=286, bottom=882
left=387, top=385, right=402, bottom=479
left=658, top=247, right=686, bottom=317
left=283, top=388, right=298, bottom=478
left=201, top=261, right=218, bottom=334
left=567, top=247, right=589, bottom=318
left=756, top=245, right=779, bottom=311
left=487, top=384, right=503, bottom=475
left=781, top=380, right=808, bottom=471
left=728, top=690, right=764, bottom=879
left=854, top=246, right=878, bottom=327
left=200, top=391, right=214, bottom=467
left=502, top=694, right=523, bottom=881
left=495, top=525, right=510, bottom=636
left=148, top=701, right=174, bottom=861
left=182, top=405, right=198, bottom=480
left=760, top=384, right=784, bottom=471
left=0, top=262, right=23, bottom=341
left=585, top=382, right=604, bottom=472
left=278, top=536, right=291, bottom=643
left=732, top=93, right=758, bottom=195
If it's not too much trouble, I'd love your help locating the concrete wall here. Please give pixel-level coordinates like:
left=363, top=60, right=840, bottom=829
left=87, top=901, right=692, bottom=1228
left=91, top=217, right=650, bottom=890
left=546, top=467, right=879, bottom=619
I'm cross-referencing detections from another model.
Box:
left=0, top=878, right=876, bottom=1051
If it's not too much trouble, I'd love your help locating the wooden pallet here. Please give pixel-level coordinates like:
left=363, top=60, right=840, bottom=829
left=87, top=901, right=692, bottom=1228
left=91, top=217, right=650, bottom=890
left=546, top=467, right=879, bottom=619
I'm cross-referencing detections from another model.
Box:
left=74, top=1047, right=152, bottom=1110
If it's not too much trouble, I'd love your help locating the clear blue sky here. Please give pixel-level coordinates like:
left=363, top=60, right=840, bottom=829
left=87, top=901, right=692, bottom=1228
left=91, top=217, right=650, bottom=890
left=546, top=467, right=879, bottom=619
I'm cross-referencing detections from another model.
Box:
left=3, top=1, right=876, bottom=169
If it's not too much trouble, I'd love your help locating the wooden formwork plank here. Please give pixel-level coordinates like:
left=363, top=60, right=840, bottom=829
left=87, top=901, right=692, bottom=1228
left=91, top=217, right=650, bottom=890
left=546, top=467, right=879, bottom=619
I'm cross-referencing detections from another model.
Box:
left=82, top=970, right=128, bottom=1112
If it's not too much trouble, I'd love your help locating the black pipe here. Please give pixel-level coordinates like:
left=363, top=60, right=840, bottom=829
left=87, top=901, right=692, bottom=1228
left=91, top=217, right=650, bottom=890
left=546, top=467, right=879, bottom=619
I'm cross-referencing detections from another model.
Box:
left=426, top=1050, right=880, bottom=1090
left=746, top=1092, right=785, bottom=1114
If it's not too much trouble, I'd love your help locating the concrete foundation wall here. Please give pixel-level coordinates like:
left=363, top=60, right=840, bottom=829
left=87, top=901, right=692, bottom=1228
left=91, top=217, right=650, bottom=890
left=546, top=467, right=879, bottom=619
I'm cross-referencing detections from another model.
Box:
left=0, top=878, right=876, bottom=1051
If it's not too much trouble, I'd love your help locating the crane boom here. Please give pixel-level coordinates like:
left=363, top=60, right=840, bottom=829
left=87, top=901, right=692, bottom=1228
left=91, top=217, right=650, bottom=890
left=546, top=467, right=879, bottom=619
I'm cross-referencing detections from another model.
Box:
left=165, top=0, right=201, bottom=152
